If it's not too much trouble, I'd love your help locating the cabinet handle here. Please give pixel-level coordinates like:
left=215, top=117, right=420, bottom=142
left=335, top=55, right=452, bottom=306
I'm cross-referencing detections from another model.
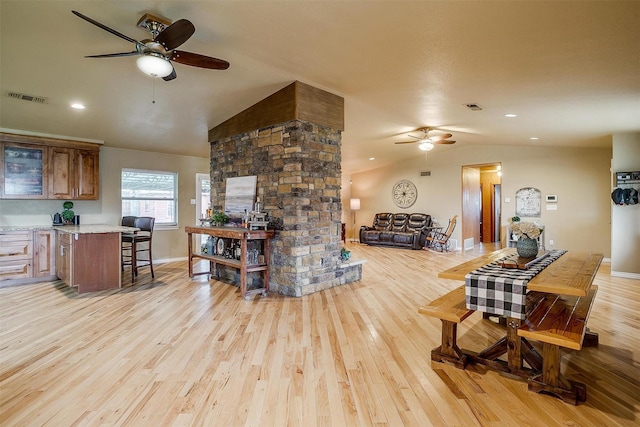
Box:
left=59, top=245, right=64, bottom=257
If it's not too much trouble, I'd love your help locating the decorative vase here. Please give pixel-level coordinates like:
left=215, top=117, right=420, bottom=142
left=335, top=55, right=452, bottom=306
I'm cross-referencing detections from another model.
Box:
left=516, top=237, right=539, bottom=258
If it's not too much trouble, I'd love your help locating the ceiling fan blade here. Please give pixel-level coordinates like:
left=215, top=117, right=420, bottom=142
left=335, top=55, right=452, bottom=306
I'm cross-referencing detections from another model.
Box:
left=162, top=67, right=177, bottom=82
left=429, top=133, right=453, bottom=141
left=72, top=10, right=145, bottom=50
left=394, top=141, right=417, bottom=145
left=156, top=19, right=195, bottom=50
left=85, top=51, right=139, bottom=58
left=435, top=140, right=456, bottom=145
left=171, top=50, right=230, bottom=69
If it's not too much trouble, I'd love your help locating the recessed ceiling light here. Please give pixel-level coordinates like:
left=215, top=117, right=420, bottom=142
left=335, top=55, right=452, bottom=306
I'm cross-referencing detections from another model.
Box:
left=529, top=137, right=539, bottom=140
left=71, top=103, right=85, bottom=110
left=369, top=157, right=375, bottom=161
left=504, top=113, right=517, bottom=118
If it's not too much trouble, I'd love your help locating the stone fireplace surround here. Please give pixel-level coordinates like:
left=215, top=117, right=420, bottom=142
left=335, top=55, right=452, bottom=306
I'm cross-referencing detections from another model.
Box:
left=208, top=82, right=362, bottom=296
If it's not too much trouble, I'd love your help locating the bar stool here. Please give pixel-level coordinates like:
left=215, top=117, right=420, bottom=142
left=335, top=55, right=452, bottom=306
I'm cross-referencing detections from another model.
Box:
left=121, top=216, right=155, bottom=283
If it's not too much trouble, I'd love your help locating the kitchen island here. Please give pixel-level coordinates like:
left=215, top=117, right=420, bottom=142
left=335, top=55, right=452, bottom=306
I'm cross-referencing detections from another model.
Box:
left=1, top=224, right=137, bottom=292
left=55, top=225, right=138, bottom=293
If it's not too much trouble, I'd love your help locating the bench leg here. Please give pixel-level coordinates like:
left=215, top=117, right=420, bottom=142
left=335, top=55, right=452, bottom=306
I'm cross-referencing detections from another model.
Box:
left=431, top=320, right=467, bottom=369
left=583, top=328, right=599, bottom=347
left=528, top=342, right=587, bottom=405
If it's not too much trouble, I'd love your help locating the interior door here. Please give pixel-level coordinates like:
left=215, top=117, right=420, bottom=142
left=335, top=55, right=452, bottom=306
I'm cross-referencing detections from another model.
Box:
left=461, top=166, right=481, bottom=248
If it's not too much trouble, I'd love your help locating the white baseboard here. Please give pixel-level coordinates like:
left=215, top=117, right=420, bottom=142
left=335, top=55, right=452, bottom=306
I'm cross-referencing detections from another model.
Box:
left=611, top=271, right=640, bottom=280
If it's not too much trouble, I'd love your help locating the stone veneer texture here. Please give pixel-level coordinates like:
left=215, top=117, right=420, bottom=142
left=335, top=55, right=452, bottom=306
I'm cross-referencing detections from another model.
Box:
left=210, top=119, right=355, bottom=297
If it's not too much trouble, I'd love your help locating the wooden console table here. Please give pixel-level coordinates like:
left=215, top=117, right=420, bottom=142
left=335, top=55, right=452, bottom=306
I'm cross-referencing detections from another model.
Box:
left=185, top=226, right=274, bottom=300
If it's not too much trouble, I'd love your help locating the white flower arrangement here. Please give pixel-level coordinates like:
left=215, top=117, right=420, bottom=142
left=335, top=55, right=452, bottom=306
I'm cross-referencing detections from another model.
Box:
left=510, top=221, right=542, bottom=239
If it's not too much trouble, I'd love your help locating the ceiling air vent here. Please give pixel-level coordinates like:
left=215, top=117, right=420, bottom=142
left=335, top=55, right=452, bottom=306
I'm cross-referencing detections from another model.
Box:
left=420, top=171, right=431, bottom=177
left=465, top=103, right=483, bottom=111
left=6, top=91, right=49, bottom=104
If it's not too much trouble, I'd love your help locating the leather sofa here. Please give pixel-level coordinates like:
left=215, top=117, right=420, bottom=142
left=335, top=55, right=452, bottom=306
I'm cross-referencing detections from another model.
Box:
left=359, top=213, right=433, bottom=250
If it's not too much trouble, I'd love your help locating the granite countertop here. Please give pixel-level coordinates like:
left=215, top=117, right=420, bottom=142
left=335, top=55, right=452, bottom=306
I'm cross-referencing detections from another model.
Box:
left=0, top=224, right=138, bottom=234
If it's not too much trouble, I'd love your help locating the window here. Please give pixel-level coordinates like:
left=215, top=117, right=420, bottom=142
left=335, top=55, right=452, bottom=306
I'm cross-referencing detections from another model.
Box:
left=121, top=169, right=177, bottom=226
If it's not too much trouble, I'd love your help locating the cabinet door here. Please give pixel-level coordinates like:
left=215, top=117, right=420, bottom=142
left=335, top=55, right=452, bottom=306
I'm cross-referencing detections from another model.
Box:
left=75, top=149, right=99, bottom=200
left=55, top=232, right=73, bottom=286
left=1, top=143, right=48, bottom=199
left=0, top=230, right=33, bottom=280
left=49, top=147, right=74, bottom=199
left=34, top=230, right=55, bottom=277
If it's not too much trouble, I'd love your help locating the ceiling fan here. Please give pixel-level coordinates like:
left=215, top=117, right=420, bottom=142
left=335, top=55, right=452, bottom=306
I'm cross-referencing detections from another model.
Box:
left=71, top=10, right=229, bottom=81
left=395, top=128, right=456, bottom=151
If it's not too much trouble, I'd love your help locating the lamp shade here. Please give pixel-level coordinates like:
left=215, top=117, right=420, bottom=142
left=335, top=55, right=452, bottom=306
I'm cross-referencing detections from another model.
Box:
left=136, top=54, right=173, bottom=78
left=350, top=198, right=361, bottom=210
left=419, top=140, right=434, bottom=151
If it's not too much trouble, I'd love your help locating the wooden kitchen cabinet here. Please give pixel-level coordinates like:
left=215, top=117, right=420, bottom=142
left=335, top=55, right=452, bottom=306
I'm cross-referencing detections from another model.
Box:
left=49, top=147, right=99, bottom=200
left=55, top=231, right=72, bottom=285
left=0, top=229, right=56, bottom=284
left=0, top=230, right=33, bottom=280
left=1, top=132, right=100, bottom=200
left=34, top=229, right=55, bottom=277
left=1, top=142, right=48, bottom=199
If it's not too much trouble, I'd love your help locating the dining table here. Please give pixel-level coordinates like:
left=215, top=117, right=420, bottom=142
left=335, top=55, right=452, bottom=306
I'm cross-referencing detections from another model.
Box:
left=437, top=248, right=603, bottom=403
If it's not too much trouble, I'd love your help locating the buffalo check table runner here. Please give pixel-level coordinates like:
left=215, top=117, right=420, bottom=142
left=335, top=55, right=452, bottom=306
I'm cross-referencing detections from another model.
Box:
left=465, top=250, right=567, bottom=319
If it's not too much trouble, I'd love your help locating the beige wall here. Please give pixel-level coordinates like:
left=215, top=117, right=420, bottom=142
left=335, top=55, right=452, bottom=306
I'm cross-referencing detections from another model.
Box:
left=0, top=146, right=209, bottom=261
left=611, top=133, right=640, bottom=276
left=347, top=144, right=612, bottom=256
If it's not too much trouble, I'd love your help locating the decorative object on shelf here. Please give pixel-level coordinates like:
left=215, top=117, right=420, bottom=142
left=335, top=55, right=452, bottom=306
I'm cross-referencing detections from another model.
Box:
left=392, top=179, right=417, bottom=208
left=510, top=221, right=543, bottom=257
left=216, top=237, right=226, bottom=255
left=509, top=216, right=520, bottom=240
left=61, top=201, right=75, bottom=224
left=211, top=210, right=228, bottom=226
left=248, top=211, right=269, bottom=230
left=341, top=247, right=351, bottom=261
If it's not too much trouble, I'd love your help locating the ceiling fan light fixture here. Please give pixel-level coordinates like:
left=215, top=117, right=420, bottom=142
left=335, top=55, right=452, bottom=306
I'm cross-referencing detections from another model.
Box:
left=419, top=140, right=434, bottom=151
left=136, top=54, right=173, bottom=77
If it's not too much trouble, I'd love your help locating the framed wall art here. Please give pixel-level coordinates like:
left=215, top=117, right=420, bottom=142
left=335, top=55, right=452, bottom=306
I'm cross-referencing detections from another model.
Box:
left=515, top=187, right=541, bottom=217
left=224, top=176, right=257, bottom=216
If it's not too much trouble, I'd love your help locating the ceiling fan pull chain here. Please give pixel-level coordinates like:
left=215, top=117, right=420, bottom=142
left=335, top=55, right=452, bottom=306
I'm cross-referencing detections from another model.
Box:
left=152, top=77, right=156, bottom=104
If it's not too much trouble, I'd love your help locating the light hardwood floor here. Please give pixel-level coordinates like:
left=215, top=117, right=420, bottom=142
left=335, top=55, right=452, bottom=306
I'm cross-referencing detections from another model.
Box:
left=1, top=243, right=638, bottom=426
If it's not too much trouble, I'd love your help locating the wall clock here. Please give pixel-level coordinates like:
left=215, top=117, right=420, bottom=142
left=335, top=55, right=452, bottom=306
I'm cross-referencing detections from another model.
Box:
left=392, top=180, right=418, bottom=208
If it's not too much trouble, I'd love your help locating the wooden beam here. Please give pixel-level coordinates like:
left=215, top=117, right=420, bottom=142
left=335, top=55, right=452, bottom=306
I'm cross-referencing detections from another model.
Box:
left=208, top=81, right=344, bottom=141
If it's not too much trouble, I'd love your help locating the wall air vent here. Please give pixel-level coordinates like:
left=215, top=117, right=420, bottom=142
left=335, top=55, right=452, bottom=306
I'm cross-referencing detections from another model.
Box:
left=420, top=171, right=431, bottom=177
left=465, top=103, right=483, bottom=111
left=6, top=91, right=49, bottom=104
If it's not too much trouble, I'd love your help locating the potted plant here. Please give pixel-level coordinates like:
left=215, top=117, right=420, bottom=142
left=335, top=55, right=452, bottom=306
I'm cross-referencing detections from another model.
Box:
left=211, top=210, right=229, bottom=226
left=61, top=201, right=75, bottom=224
left=510, top=221, right=543, bottom=257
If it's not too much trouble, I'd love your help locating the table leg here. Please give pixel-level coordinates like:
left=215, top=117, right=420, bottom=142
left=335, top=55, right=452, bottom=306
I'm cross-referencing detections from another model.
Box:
left=241, top=238, right=248, bottom=299
left=528, top=342, right=587, bottom=405
left=263, top=238, right=270, bottom=295
left=187, top=232, right=193, bottom=277
left=431, top=320, right=467, bottom=369
left=507, top=317, right=522, bottom=370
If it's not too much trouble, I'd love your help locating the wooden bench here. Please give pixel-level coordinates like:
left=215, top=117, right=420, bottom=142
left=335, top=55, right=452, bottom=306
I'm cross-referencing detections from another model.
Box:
left=418, top=285, right=475, bottom=368
left=518, top=286, right=599, bottom=405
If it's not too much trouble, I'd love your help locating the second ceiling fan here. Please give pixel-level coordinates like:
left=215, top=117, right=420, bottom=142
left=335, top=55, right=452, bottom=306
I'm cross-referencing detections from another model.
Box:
left=72, top=10, right=230, bottom=81
left=395, top=128, right=456, bottom=151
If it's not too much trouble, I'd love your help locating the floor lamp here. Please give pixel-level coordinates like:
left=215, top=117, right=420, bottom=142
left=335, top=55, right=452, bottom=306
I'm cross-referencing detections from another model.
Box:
left=350, top=198, right=360, bottom=243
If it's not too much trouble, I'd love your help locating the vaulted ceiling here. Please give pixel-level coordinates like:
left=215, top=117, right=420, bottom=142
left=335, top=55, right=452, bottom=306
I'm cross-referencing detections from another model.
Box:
left=1, top=1, right=639, bottom=175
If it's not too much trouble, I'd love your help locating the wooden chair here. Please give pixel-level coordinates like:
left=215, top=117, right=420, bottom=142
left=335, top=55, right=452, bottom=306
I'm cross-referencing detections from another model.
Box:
left=121, top=216, right=155, bottom=282
left=426, top=215, right=458, bottom=251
